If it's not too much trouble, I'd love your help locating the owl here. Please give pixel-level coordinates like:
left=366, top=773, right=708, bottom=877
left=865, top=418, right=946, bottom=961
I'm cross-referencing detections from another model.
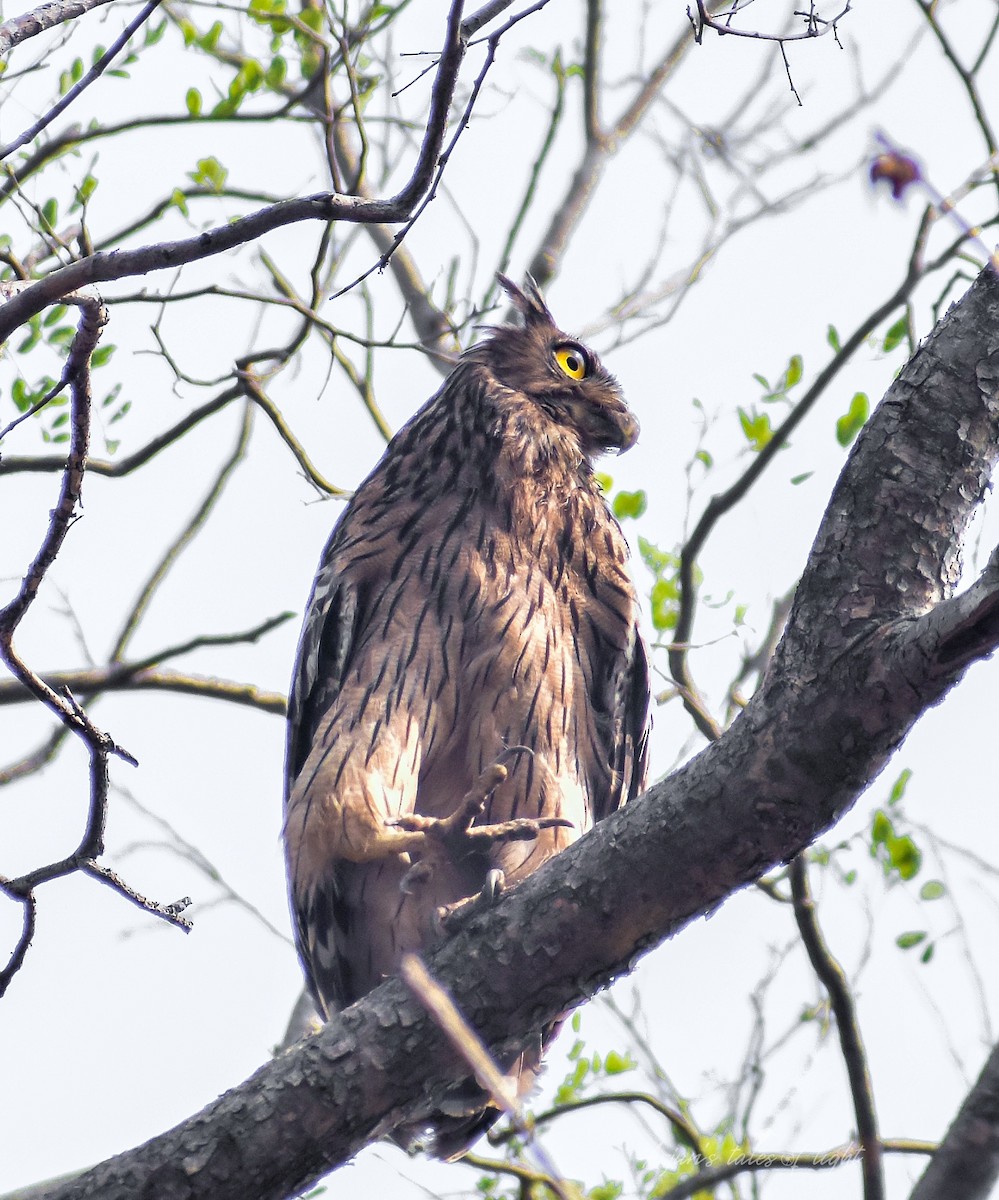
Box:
left=283, top=276, right=650, bottom=1156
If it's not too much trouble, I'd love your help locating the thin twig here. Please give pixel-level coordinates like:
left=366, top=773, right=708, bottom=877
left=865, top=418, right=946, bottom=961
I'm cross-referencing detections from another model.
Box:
left=789, top=856, right=883, bottom=1200
left=0, top=0, right=164, bottom=162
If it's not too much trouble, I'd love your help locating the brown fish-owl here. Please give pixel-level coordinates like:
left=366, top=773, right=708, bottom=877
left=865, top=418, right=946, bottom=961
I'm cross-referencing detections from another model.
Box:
left=283, top=276, right=650, bottom=1157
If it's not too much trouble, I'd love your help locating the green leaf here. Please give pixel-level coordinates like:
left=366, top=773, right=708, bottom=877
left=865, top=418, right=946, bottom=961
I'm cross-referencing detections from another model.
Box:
left=43, top=305, right=68, bottom=328
left=883, top=314, right=908, bottom=353
left=920, top=942, right=935, bottom=964
left=265, top=55, right=287, bottom=88
left=888, top=767, right=912, bottom=806
left=835, top=391, right=869, bottom=447
left=651, top=579, right=679, bottom=631
left=827, top=324, right=841, bottom=352
left=870, top=808, right=922, bottom=880
left=199, top=21, right=223, bottom=49
left=18, top=319, right=42, bottom=353
left=169, top=188, right=190, bottom=217
left=738, top=406, right=773, bottom=451
left=920, top=880, right=945, bottom=901
left=41, top=198, right=58, bottom=230
left=891, top=836, right=922, bottom=879
left=612, top=489, right=647, bottom=520
left=91, top=345, right=115, bottom=368
left=188, top=156, right=229, bottom=193
left=784, top=354, right=803, bottom=388
left=603, top=1050, right=635, bottom=1075
left=790, top=471, right=813, bottom=486
left=69, top=174, right=98, bottom=213
left=186, top=87, right=202, bottom=117
left=694, top=448, right=713, bottom=469
left=144, top=18, right=167, bottom=44
left=896, top=931, right=927, bottom=950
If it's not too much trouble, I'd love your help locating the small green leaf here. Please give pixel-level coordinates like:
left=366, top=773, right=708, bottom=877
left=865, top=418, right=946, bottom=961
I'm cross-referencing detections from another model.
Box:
left=694, top=448, right=713, bottom=468
left=169, top=188, right=190, bottom=217
left=651, top=579, right=679, bottom=631
left=41, top=198, right=58, bottom=230
left=43, top=305, right=68, bottom=328
left=896, top=931, right=927, bottom=950
left=265, top=55, right=287, bottom=88
left=835, top=392, right=869, bottom=447
left=784, top=354, right=803, bottom=388
left=920, top=880, right=945, bottom=901
left=603, top=1050, right=635, bottom=1075
left=738, top=406, right=773, bottom=451
left=188, top=156, right=228, bottom=193
left=91, top=345, right=115, bottom=368
left=790, top=471, right=813, bottom=486
left=186, top=87, right=202, bottom=117
left=883, top=314, right=908, bottom=353
left=888, top=767, right=912, bottom=806
left=144, top=18, right=167, bottom=44
left=892, top=836, right=922, bottom=880
left=920, top=942, right=935, bottom=964
left=612, top=489, right=647, bottom=520
left=827, top=324, right=841, bottom=352
left=199, top=20, right=223, bottom=49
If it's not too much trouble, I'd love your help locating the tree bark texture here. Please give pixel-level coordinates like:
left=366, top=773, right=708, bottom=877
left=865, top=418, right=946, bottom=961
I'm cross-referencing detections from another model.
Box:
left=40, top=264, right=999, bottom=1200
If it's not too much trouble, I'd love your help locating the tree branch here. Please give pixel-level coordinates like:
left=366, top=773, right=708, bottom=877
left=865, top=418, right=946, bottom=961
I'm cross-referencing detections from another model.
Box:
left=790, top=855, right=883, bottom=1200
left=910, top=1041, right=999, bottom=1200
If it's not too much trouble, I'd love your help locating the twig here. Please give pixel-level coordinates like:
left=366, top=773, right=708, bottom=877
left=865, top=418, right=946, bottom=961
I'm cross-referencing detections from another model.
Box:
left=789, top=855, right=883, bottom=1200
left=108, top=402, right=255, bottom=662
left=400, top=953, right=574, bottom=1200
left=0, top=0, right=164, bottom=162
left=0, top=614, right=295, bottom=707
left=0, top=0, right=118, bottom=58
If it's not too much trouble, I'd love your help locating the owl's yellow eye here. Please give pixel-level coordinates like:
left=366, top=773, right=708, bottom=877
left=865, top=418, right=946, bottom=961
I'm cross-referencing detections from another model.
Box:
left=554, top=343, right=589, bottom=381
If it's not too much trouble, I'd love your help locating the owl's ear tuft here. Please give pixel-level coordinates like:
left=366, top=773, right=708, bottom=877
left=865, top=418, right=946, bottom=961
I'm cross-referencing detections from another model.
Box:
left=497, top=272, right=556, bottom=329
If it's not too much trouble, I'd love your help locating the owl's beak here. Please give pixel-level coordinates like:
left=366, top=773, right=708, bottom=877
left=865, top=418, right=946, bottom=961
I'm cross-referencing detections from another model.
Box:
left=609, top=410, right=640, bottom=453
left=614, top=410, right=638, bottom=451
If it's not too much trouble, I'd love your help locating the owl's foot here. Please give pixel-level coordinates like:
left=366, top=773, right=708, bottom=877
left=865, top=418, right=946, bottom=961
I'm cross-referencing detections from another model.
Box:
left=389, top=762, right=572, bottom=852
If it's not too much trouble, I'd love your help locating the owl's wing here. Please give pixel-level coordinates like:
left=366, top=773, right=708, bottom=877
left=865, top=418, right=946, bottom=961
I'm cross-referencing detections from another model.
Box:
left=284, top=534, right=365, bottom=1015
left=594, top=624, right=651, bottom=823
left=285, top=535, right=361, bottom=789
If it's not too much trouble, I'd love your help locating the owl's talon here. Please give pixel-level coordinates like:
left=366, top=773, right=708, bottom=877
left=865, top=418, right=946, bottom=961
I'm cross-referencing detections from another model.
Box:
left=400, top=860, right=434, bottom=893
left=438, top=868, right=506, bottom=932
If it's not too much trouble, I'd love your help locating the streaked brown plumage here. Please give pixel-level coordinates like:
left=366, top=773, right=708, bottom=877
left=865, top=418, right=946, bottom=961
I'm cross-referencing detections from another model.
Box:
left=283, top=276, right=650, bottom=1157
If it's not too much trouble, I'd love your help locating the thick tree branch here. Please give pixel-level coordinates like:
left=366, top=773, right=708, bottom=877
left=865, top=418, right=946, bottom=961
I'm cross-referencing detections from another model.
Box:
left=910, top=1041, right=999, bottom=1200
left=31, top=263, right=999, bottom=1200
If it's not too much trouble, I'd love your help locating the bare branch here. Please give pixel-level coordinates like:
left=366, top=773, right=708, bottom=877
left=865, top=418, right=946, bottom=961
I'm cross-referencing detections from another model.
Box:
left=790, top=856, right=883, bottom=1200
left=0, top=0, right=117, bottom=59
